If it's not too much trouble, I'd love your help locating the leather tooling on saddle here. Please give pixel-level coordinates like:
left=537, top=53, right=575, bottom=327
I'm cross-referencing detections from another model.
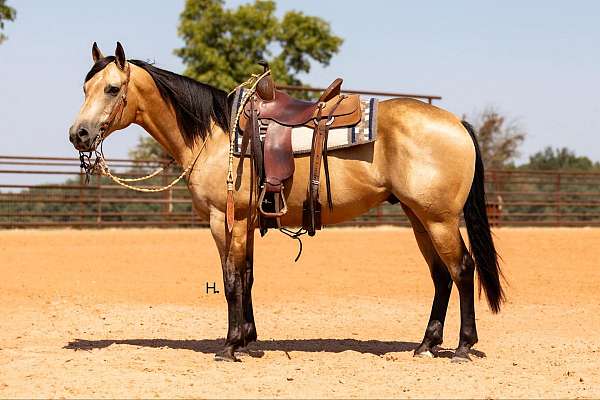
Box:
left=231, top=62, right=378, bottom=237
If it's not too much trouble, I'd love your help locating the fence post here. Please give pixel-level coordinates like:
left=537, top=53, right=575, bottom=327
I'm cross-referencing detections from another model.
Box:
left=490, top=170, right=500, bottom=227
left=79, top=168, right=85, bottom=223
left=191, top=203, right=195, bottom=227
left=555, top=173, right=561, bottom=226
left=162, top=159, right=173, bottom=215
left=96, top=175, right=102, bottom=224
left=160, top=153, right=173, bottom=222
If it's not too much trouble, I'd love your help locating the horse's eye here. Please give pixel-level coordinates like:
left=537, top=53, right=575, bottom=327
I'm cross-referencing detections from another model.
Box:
left=105, top=85, right=120, bottom=95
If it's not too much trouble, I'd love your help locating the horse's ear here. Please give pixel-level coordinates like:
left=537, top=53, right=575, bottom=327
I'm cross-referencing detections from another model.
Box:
left=92, top=42, right=104, bottom=63
left=115, top=42, right=126, bottom=70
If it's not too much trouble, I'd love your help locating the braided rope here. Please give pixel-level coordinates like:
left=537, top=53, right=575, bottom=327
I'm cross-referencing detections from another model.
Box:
left=83, top=71, right=269, bottom=194
left=226, top=70, right=271, bottom=191
left=98, top=139, right=207, bottom=193
left=112, top=161, right=173, bottom=182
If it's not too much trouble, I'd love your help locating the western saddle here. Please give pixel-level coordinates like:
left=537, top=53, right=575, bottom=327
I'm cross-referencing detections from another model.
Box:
left=238, top=62, right=362, bottom=236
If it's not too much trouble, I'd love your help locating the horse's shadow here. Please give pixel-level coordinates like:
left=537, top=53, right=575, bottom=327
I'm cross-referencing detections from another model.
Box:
left=63, top=338, right=486, bottom=359
left=64, top=338, right=417, bottom=357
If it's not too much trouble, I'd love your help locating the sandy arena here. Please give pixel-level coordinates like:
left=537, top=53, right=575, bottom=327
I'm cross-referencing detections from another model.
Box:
left=0, top=227, right=599, bottom=398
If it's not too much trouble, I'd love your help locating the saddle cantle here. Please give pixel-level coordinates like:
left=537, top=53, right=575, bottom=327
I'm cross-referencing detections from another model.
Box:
left=238, top=63, right=363, bottom=236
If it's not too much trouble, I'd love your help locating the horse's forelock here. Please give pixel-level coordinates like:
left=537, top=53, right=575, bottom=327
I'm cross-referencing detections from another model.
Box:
left=84, top=56, right=117, bottom=83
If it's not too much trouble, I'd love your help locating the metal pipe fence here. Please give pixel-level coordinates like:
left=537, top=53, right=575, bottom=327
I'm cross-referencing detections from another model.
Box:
left=276, top=85, right=442, bottom=104
left=1, top=155, right=600, bottom=228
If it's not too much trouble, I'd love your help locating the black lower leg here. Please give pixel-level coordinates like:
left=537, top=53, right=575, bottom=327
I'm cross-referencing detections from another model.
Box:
left=415, top=263, right=452, bottom=355
left=453, top=252, right=478, bottom=361
left=242, top=257, right=257, bottom=343
left=216, top=269, right=244, bottom=361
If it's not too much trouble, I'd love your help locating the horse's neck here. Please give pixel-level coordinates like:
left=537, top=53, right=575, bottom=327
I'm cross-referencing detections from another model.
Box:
left=135, top=97, right=228, bottom=173
left=131, top=70, right=229, bottom=207
left=134, top=89, right=197, bottom=167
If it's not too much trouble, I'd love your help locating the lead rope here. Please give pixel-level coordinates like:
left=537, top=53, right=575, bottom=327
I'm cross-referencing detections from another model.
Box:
left=80, top=69, right=305, bottom=261
left=226, top=71, right=310, bottom=261
left=79, top=137, right=207, bottom=193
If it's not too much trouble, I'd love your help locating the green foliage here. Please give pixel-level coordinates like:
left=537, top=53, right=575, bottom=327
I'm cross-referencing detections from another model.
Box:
left=521, top=147, right=600, bottom=171
left=128, top=136, right=168, bottom=162
left=492, top=147, right=600, bottom=225
left=175, top=0, right=343, bottom=91
left=470, top=107, right=526, bottom=169
left=0, top=0, right=16, bottom=44
left=128, top=1, right=342, bottom=163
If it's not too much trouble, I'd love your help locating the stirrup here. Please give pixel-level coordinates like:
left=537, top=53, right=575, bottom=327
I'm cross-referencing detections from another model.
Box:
left=258, top=185, right=288, bottom=218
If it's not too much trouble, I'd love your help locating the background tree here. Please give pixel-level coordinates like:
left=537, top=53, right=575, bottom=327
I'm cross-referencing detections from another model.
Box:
left=128, top=136, right=169, bottom=162
left=503, top=147, right=600, bottom=224
left=175, top=0, right=343, bottom=91
left=521, top=147, right=600, bottom=171
left=469, top=107, right=526, bottom=169
left=0, top=0, right=16, bottom=44
left=130, top=0, right=343, bottom=161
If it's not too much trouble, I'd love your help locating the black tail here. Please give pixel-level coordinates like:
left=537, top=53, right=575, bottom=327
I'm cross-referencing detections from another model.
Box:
left=462, top=121, right=505, bottom=313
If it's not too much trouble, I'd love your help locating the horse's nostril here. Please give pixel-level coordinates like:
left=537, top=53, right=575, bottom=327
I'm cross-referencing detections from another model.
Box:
left=78, top=128, right=89, bottom=138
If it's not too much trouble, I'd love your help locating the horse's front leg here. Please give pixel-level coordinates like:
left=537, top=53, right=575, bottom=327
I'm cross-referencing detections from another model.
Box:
left=209, top=209, right=256, bottom=362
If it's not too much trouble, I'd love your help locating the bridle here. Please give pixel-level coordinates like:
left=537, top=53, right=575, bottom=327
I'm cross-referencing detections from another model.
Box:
left=79, top=62, right=131, bottom=182
left=78, top=61, right=206, bottom=192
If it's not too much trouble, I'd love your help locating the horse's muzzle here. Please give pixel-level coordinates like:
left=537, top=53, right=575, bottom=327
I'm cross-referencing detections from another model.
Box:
left=69, top=123, right=98, bottom=151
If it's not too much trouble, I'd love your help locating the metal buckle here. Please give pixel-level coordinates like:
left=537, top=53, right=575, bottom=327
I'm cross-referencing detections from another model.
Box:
left=313, top=116, right=335, bottom=126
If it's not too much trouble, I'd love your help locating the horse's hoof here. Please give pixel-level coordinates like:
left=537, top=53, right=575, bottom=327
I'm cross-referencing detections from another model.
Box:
left=214, top=350, right=240, bottom=362
left=414, top=350, right=434, bottom=358
left=451, top=354, right=471, bottom=363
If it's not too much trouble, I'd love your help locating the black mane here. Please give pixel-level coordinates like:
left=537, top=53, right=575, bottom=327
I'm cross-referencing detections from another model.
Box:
left=85, top=57, right=231, bottom=144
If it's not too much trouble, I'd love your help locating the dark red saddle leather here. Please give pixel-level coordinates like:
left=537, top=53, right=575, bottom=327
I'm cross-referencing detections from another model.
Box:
left=238, top=64, right=363, bottom=235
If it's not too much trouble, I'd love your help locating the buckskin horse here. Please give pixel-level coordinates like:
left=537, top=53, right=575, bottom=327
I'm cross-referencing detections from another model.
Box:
left=68, top=42, right=504, bottom=362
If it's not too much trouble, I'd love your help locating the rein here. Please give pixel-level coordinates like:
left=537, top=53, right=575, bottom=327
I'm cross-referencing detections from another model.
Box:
left=78, top=65, right=304, bottom=260
left=78, top=62, right=205, bottom=192
left=79, top=139, right=205, bottom=193
left=225, top=69, right=272, bottom=231
left=225, top=70, right=307, bottom=260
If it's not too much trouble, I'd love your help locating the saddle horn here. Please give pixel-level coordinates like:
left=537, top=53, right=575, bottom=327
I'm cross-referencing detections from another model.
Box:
left=258, top=60, right=270, bottom=73
left=256, top=60, right=274, bottom=101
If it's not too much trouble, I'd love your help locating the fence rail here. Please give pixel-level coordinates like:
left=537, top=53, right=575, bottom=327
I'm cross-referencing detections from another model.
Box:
left=276, top=85, right=442, bottom=104
left=1, top=155, right=600, bottom=228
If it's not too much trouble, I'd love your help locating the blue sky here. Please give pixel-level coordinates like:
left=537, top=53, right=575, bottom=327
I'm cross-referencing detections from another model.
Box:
left=0, top=0, right=598, bottom=166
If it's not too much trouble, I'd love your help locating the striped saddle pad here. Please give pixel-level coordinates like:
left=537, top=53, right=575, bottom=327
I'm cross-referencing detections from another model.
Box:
left=232, top=97, right=379, bottom=155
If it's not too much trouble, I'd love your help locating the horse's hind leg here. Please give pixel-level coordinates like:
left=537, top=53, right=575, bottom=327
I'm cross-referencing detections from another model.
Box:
left=423, top=216, right=478, bottom=362
left=402, top=204, right=453, bottom=357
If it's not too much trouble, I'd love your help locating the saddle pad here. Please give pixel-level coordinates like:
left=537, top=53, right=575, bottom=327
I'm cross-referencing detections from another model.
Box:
left=231, top=93, right=378, bottom=155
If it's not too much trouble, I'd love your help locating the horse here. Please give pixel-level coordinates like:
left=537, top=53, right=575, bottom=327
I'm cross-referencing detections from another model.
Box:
left=68, top=42, right=504, bottom=362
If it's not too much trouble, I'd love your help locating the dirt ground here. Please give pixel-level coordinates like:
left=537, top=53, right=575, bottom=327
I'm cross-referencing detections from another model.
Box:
left=0, top=227, right=599, bottom=398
